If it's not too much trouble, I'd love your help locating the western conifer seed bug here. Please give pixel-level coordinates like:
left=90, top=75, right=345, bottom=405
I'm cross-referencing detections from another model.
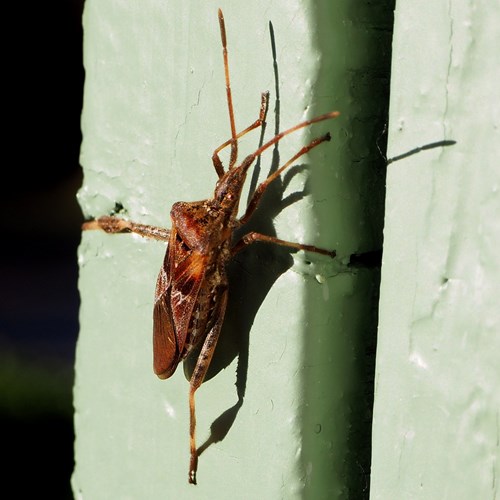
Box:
left=82, top=8, right=339, bottom=485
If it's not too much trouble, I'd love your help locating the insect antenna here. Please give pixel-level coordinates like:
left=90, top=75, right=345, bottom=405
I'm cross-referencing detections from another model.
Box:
left=237, top=111, right=340, bottom=182
left=240, top=132, right=333, bottom=225
left=218, top=8, right=238, bottom=169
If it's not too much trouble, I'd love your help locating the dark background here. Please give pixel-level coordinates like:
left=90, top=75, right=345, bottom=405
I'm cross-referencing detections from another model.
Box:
left=1, top=2, right=85, bottom=497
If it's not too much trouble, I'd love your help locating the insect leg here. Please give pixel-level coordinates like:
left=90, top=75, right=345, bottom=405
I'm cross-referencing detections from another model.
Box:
left=232, top=232, right=335, bottom=258
left=239, top=132, right=332, bottom=225
left=82, top=216, right=170, bottom=241
left=212, top=92, right=269, bottom=177
left=188, top=289, right=228, bottom=485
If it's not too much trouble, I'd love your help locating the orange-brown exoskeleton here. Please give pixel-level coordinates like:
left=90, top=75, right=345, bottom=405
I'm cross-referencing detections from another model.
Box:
left=83, top=8, right=339, bottom=484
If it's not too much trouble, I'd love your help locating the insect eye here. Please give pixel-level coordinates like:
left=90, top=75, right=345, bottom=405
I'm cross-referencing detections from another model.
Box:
left=215, top=183, right=227, bottom=200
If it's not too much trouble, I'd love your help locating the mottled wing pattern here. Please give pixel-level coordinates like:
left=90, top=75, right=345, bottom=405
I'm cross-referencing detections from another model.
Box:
left=153, top=228, right=207, bottom=379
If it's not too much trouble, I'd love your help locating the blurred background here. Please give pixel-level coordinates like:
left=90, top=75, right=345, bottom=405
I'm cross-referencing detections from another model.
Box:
left=1, top=1, right=85, bottom=497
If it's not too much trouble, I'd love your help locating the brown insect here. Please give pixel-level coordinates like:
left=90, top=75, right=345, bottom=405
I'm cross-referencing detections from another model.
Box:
left=83, top=8, right=339, bottom=484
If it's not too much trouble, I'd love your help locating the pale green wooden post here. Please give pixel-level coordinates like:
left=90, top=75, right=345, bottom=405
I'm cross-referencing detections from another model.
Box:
left=370, top=1, right=500, bottom=499
left=73, top=1, right=390, bottom=498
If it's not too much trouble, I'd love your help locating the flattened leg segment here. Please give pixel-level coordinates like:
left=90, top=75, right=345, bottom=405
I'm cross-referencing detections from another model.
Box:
left=83, top=216, right=171, bottom=241
left=188, top=289, right=228, bottom=485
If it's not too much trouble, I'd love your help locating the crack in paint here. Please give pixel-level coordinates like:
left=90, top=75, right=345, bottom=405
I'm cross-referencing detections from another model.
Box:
left=173, top=77, right=208, bottom=161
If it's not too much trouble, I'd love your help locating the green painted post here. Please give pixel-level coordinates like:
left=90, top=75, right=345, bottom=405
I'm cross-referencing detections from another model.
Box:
left=371, top=1, right=500, bottom=499
left=73, top=1, right=391, bottom=498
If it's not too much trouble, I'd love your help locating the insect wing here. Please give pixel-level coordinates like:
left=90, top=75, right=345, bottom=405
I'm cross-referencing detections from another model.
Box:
left=153, top=264, right=178, bottom=379
left=153, top=228, right=207, bottom=379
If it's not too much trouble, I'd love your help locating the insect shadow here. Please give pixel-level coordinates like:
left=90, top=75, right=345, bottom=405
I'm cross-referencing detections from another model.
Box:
left=386, top=139, right=457, bottom=164
left=376, top=125, right=457, bottom=165
left=184, top=21, right=310, bottom=458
